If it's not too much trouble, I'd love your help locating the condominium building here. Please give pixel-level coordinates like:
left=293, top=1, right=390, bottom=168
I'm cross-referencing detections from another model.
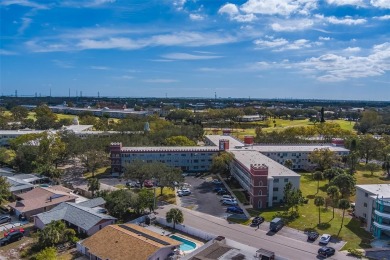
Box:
left=355, top=184, right=390, bottom=239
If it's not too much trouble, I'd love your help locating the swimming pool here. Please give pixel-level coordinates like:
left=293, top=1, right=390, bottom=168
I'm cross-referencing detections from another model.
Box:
left=170, top=235, right=197, bottom=252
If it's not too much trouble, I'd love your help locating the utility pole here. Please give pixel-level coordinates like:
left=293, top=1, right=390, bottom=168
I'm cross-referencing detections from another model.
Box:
left=15, top=90, right=18, bottom=97
left=69, top=88, right=70, bottom=98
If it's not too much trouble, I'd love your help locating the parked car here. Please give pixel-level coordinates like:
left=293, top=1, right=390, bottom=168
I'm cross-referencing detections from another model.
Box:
left=177, top=189, right=191, bottom=197
left=318, top=246, right=335, bottom=257
left=4, top=228, right=25, bottom=237
left=227, top=206, right=244, bottom=214
left=143, top=180, right=154, bottom=188
left=195, top=172, right=202, bottom=177
left=222, top=198, right=238, bottom=205
left=212, top=179, right=222, bottom=185
left=217, top=189, right=230, bottom=195
left=0, top=231, right=23, bottom=246
left=269, top=218, right=284, bottom=232
left=220, top=195, right=235, bottom=201
left=213, top=187, right=225, bottom=192
left=251, top=216, right=265, bottom=226
left=319, top=234, right=331, bottom=245
left=0, top=215, right=11, bottom=225
left=307, top=231, right=319, bottom=241
left=126, top=181, right=135, bottom=188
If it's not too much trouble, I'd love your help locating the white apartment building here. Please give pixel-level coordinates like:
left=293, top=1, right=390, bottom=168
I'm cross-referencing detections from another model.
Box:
left=355, top=184, right=390, bottom=239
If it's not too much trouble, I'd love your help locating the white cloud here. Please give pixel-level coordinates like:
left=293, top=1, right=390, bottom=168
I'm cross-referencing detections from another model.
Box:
left=0, top=49, right=17, bottom=55
left=370, top=0, right=390, bottom=9
left=326, top=0, right=366, bottom=7
left=271, top=19, right=313, bottom=31
left=318, top=36, right=331, bottom=41
left=144, top=79, right=179, bottom=83
left=294, top=42, right=390, bottom=81
left=77, top=38, right=141, bottom=50
left=173, top=0, right=187, bottom=11
left=218, top=3, right=239, bottom=16
left=254, top=37, right=313, bottom=51
left=343, top=47, right=361, bottom=53
left=326, top=16, right=367, bottom=25
left=90, top=66, right=111, bottom=70
left=18, top=17, right=32, bottom=35
left=189, top=14, right=204, bottom=21
left=240, top=0, right=317, bottom=16
left=61, top=0, right=115, bottom=8
left=254, top=38, right=289, bottom=48
left=0, top=0, right=48, bottom=9
left=161, top=53, right=222, bottom=60
left=218, top=3, right=257, bottom=22
left=374, top=15, right=390, bottom=20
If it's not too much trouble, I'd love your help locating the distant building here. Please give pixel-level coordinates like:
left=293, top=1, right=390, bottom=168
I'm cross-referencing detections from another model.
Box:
left=355, top=184, right=390, bottom=239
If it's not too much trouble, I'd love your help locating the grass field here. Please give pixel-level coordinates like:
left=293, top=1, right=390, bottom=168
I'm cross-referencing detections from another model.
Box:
left=204, top=119, right=356, bottom=139
left=246, top=170, right=384, bottom=250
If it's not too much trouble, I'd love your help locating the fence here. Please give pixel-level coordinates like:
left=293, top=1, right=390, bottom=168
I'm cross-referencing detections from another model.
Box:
left=156, top=216, right=217, bottom=241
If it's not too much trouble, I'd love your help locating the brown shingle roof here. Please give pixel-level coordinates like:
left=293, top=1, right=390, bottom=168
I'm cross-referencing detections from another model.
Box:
left=82, top=224, right=181, bottom=260
left=9, top=186, right=77, bottom=213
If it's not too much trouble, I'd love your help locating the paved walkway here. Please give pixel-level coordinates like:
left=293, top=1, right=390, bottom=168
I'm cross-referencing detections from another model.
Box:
left=156, top=204, right=352, bottom=260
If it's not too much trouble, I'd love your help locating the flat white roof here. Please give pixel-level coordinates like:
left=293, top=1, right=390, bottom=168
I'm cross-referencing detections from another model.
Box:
left=0, top=130, right=44, bottom=135
left=205, top=135, right=244, bottom=148
left=121, top=146, right=219, bottom=152
left=229, top=150, right=300, bottom=177
left=252, top=145, right=349, bottom=153
left=64, top=125, right=93, bottom=132
left=356, top=184, right=390, bottom=198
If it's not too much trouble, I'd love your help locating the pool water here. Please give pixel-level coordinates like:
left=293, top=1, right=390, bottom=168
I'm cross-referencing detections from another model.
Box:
left=170, top=235, right=197, bottom=252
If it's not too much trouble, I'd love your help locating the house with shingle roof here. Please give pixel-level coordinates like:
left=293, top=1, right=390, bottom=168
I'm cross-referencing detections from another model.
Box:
left=8, top=186, right=77, bottom=219
left=33, top=197, right=116, bottom=236
left=77, top=224, right=181, bottom=260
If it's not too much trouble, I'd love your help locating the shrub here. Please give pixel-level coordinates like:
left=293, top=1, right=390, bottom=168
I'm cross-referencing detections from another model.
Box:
left=347, top=248, right=363, bottom=258
left=35, top=247, right=57, bottom=260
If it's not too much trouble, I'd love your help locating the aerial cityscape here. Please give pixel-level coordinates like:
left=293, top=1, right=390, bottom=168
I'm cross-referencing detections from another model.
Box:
left=1, top=1, right=390, bottom=260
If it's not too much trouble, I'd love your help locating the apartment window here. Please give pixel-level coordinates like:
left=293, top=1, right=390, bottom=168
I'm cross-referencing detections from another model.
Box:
left=363, top=213, right=366, bottom=218
left=273, top=196, right=277, bottom=201
left=273, top=187, right=278, bottom=192
left=284, top=178, right=288, bottom=183
left=365, top=193, right=368, bottom=197
left=274, top=179, right=279, bottom=183
left=364, top=203, right=367, bottom=207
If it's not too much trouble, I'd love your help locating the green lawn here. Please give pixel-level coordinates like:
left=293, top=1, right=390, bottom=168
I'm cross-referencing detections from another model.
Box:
left=247, top=173, right=374, bottom=250
left=83, top=166, right=110, bottom=178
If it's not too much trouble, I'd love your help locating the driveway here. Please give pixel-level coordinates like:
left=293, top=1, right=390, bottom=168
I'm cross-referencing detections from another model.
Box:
left=0, top=216, right=28, bottom=232
left=177, top=176, right=237, bottom=218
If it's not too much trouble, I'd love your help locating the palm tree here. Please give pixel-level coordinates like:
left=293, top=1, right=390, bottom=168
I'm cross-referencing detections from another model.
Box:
left=314, top=196, right=325, bottom=224
left=166, top=208, right=184, bottom=230
left=339, top=199, right=350, bottom=230
left=88, top=177, right=100, bottom=198
left=327, top=185, right=340, bottom=219
left=313, top=171, right=323, bottom=194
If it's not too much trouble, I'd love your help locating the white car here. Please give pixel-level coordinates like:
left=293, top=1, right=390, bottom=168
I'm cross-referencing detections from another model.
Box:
left=177, top=189, right=191, bottom=197
left=220, top=195, right=235, bottom=201
left=319, top=234, right=331, bottom=245
left=222, top=198, right=238, bottom=205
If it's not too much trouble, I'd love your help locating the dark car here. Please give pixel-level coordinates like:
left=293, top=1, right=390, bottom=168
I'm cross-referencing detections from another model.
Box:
left=251, top=216, right=265, bottom=226
left=0, top=215, right=11, bottom=224
left=227, top=206, right=244, bottom=214
left=217, top=189, right=230, bottom=195
left=4, top=228, right=25, bottom=237
left=0, top=231, right=23, bottom=246
left=307, top=231, right=319, bottom=241
left=318, top=247, right=335, bottom=258
left=213, top=187, right=224, bottom=192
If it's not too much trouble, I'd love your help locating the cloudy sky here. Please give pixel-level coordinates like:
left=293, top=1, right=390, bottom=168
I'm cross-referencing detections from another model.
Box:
left=1, top=0, right=390, bottom=100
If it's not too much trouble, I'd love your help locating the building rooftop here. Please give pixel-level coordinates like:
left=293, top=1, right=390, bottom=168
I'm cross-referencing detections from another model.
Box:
left=252, top=144, right=349, bottom=153
left=121, top=146, right=219, bottom=152
left=81, top=224, right=181, bottom=260
left=64, top=125, right=93, bottom=133
left=229, top=150, right=300, bottom=177
left=204, top=135, right=244, bottom=148
left=356, top=184, right=390, bottom=198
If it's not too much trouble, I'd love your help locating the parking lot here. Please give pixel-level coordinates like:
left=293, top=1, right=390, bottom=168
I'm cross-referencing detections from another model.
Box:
left=177, top=176, right=240, bottom=218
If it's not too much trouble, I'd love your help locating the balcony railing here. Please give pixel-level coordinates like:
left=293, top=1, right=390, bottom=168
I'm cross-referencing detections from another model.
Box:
left=373, top=221, right=390, bottom=232
left=374, top=210, right=390, bottom=219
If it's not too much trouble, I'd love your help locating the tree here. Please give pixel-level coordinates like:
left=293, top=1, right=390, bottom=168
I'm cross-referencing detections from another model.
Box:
left=35, top=104, right=58, bottom=130
left=10, top=106, right=29, bottom=121
left=365, top=162, right=381, bottom=176
left=309, top=148, right=340, bottom=171
left=123, top=160, right=153, bottom=188
left=88, top=178, right=100, bottom=198
left=38, top=220, right=77, bottom=248
left=330, top=173, right=356, bottom=198
left=35, top=247, right=57, bottom=260
left=210, top=152, right=234, bottom=175
left=166, top=208, right=184, bottom=230
left=81, top=150, right=108, bottom=177
left=0, top=148, right=15, bottom=166
left=284, top=159, right=293, bottom=169
left=134, top=188, right=154, bottom=214
left=154, top=164, right=183, bottom=195
left=313, top=171, right=323, bottom=194
left=339, top=199, right=350, bottom=230
left=327, top=186, right=340, bottom=219
left=104, top=189, right=137, bottom=220
left=354, top=110, right=382, bottom=134
left=323, top=168, right=344, bottom=183
left=358, top=135, right=380, bottom=164
left=0, top=177, right=11, bottom=205
left=164, top=136, right=196, bottom=146
left=346, top=152, right=359, bottom=174
left=314, top=196, right=325, bottom=224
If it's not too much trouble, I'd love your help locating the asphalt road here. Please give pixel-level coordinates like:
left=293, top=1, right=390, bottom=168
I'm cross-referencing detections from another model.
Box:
left=156, top=204, right=352, bottom=260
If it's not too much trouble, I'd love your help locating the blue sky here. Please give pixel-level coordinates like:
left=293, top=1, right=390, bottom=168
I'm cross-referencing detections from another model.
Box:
left=1, top=0, right=389, bottom=100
